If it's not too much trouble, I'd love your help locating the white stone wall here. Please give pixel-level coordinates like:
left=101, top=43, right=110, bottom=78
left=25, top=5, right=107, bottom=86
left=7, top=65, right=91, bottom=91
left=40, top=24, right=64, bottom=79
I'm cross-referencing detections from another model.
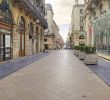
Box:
left=45, top=4, right=54, bottom=35
left=71, top=5, right=84, bottom=31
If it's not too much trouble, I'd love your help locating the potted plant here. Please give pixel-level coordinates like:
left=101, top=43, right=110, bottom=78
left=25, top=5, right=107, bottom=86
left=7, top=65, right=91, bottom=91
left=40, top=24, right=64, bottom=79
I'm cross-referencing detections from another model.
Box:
left=84, top=46, right=98, bottom=65
left=79, top=45, right=85, bottom=60
left=74, top=46, right=80, bottom=56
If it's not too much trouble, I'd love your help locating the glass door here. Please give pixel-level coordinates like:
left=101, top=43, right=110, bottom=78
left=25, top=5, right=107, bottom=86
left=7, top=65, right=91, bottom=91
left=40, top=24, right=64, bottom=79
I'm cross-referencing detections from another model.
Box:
left=0, top=33, right=4, bottom=62
left=0, top=33, right=11, bottom=61
left=5, top=34, right=11, bottom=60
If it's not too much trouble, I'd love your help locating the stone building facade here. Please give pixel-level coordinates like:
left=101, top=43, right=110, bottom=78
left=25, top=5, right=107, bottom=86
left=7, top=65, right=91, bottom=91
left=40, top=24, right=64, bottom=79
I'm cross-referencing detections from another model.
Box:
left=44, top=4, right=55, bottom=50
left=84, top=0, right=110, bottom=56
left=69, top=4, right=85, bottom=48
left=44, top=4, right=63, bottom=50
left=0, top=0, right=47, bottom=62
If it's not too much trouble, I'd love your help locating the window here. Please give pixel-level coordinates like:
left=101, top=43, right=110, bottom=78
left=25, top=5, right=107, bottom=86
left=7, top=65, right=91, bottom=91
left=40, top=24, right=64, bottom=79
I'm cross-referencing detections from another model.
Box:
left=0, top=10, right=13, bottom=24
left=100, top=3, right=103, bottom=15
left=45, top=11, right=47, bottom=16
left=80, top=9, right=83, bottom=14
left=19, top=16, right=25, bottom=31
left=44, top=39, right=47, bottom=41
left=80, top=26, right=83, bottom=31
left=80, top=16, right=83, bottom=23
left=29, top=22, right=33, bottom=35
left=0, top=1, right=13, bottom=24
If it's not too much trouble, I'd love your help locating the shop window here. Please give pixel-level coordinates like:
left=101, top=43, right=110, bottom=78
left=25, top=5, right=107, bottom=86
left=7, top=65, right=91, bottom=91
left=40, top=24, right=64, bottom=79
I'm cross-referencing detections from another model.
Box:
left=18, top=16, right=25, bottom=55
left=36, top=26, right=39, bottom=34
left=45, top=11, right=47, bottom=16
left=80, top=9, right=83, bottom=14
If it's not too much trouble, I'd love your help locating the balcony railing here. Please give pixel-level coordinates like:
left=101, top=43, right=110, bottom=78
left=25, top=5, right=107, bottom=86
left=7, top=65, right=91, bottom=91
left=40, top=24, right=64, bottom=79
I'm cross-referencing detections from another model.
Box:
left=14, top=0, right=48, bottom=29
left=85, top=0, right=100, bottom=11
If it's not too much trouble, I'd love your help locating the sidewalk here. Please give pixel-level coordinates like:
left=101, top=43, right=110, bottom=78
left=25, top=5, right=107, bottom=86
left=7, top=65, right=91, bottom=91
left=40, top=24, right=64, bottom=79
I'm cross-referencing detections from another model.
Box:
left=87, top=57, right=110, bottom=86
left=0, top=50, right=110, bottom=100
left=0, top=53, right=49, bottom=79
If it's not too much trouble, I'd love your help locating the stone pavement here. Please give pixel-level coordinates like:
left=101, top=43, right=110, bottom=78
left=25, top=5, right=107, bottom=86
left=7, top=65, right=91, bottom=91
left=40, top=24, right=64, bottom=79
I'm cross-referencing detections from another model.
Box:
left=0, top=50, right=110, bottom=100
left=88, top=57, right=110, bottom=86
left=0, top=53, right=49, bottom=79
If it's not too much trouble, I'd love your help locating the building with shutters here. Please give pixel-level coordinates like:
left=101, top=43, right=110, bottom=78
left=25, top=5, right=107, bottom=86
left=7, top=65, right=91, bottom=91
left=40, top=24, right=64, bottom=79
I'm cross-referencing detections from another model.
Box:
left=0, top=0, right=48, bottom=62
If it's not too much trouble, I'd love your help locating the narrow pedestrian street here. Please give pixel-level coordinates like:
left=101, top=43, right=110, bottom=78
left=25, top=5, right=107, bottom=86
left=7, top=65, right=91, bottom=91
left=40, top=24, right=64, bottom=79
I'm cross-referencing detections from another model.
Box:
left=0, top=50, right=110, bottom=100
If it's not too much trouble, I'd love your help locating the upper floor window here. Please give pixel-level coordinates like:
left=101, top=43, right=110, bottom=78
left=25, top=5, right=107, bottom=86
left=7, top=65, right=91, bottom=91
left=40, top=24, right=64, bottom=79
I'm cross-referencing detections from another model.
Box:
left=44, top=39, right=47, bottom=41
left=29, top=22, right=33, bottom=35
left=80, top=9, right=83, bottom=14
left=0, top=10, right=13, bottom=24
left=45, top=11, right=47, bottom=16
left=19, top=16, right=25, bottom=31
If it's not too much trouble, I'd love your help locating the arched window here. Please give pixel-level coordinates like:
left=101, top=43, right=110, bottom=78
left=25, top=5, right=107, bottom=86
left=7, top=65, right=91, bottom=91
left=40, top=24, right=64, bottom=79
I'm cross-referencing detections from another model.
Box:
left=36, top=26, right=38, bottom=34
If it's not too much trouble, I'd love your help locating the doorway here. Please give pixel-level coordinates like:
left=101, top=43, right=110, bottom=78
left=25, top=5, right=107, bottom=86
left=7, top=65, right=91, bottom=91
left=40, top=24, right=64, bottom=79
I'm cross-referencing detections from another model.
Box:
left=19, top=31, right=25, bottom=57
left=0, top=33, right=11, bottom=61
left=19, top=17, right=25, bottom=57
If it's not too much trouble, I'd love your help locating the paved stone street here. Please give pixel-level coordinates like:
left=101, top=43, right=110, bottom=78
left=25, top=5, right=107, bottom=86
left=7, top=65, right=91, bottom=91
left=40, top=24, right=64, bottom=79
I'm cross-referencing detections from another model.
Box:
left=0, top=50, right=110, bottom=100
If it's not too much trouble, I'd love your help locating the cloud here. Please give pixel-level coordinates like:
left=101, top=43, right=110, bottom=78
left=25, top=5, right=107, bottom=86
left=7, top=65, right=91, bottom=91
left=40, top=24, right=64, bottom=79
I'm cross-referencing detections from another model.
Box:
left=52, top=0, right=84, bottom=25
left=45, top=0, right=84, bottom=42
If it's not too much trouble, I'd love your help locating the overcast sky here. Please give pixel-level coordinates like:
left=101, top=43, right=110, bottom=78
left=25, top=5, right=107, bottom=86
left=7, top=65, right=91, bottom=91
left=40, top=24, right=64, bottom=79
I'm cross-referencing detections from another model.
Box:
left=45, top=0, right=84, bottom=42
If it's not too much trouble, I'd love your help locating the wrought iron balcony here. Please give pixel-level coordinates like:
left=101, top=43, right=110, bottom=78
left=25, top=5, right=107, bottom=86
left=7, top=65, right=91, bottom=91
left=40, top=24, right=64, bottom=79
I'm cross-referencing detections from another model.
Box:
left=14, top=0, right=48, bottom=29
left=84, top=0, right=100, bottom=11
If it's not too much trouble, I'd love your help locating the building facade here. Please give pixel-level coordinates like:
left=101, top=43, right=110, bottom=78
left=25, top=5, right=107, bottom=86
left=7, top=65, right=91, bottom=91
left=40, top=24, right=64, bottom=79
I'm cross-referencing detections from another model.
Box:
left=44, top=4, right=63, bottom=50
left=69, top=4, right=85, bottom=48
left=44, top=4, right=55, bottom=50
left=0, top=0, right=48, bottom=62
left=84, top=0, right=110, bottom=56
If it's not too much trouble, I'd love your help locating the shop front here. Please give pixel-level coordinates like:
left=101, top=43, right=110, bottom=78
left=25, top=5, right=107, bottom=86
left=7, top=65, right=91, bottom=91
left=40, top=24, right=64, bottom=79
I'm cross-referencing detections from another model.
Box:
left=0, top=1, right=13, bottom=62
left=93, top=10, right=110, bottom=56
left=0, top=29, right=12, bottom=62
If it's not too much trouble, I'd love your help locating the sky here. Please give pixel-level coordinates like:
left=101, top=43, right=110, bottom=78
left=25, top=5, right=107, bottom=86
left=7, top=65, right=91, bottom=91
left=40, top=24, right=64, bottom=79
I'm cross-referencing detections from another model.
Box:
left=45, top=0, right=84, bottom=42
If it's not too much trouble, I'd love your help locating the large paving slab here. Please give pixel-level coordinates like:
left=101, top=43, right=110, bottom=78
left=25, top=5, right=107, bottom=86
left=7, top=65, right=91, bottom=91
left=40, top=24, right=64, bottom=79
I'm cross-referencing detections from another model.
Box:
left=0, top=53, right=49, bottom=79
left=0, top=50, right=110, bottom=100
left=88, top=58, right=110, bottom=86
